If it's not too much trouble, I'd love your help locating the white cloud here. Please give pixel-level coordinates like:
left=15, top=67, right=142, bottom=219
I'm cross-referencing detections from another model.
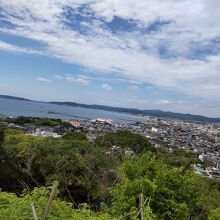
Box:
left=0, top=0, right=220, bottom=103
left=66, top=76, right=90, bottom=86
left=0, top=40, right=42, bottom=55
left=36, top=77, right=52, bottom=83
left=54, top=75, right=63, bottom=80
left=157, top=99, right=173, bottom=105
left=102, top=83, right=112, bottom=91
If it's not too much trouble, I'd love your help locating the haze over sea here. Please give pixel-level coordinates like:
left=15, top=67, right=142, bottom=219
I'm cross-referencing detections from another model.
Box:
left=0, top=97, right=143, bottom=123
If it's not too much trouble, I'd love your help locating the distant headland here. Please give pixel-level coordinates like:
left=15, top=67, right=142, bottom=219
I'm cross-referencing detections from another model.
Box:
left=0, top=94, right=220, bottom=123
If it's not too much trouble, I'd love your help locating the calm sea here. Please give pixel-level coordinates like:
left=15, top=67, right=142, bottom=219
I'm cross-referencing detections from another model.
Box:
left=0, top=98, right=144, bottom=123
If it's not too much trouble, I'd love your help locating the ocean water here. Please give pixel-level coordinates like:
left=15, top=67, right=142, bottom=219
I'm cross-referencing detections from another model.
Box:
left=0, top=98, right=144, bottom=123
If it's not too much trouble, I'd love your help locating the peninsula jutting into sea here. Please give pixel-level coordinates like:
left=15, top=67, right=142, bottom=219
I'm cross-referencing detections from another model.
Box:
left=1, top=94, right=220, bottom=182
left=1, top=94, right=220, bottom=123
left=1, top=93, right=220, bottom=219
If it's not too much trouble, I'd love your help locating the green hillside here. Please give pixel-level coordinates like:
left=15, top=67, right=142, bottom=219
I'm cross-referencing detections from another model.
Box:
left=0, top=126, right=220, bottom=219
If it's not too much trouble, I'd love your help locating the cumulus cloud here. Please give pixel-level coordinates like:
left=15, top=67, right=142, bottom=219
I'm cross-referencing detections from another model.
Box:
left=66, top=76, right=90, bottom=86
left=36, top=77, right=52, bottom=83
left=102, top=83, right=112, bottom=91
left=0, top=0, right=220, bottom=102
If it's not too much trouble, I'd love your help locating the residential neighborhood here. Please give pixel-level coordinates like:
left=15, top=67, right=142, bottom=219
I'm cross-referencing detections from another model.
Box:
left=1, top=114, right=220, bottom=179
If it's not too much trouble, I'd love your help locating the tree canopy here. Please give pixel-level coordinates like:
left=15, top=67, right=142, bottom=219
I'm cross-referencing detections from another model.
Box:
left=0, top=127, right=220, bottom=219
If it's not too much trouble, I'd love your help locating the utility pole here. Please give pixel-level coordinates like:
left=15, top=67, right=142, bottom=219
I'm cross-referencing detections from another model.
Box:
left=42, top=182, right=59, bottom=220
left=139, top=193, right=144, bottom=220
left=31, top=182, right=59, bottom=220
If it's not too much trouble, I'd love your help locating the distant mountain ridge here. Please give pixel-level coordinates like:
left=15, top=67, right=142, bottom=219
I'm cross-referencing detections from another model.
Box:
left=0, top=95, right=32, bottom=102
left=50, top=101, right=220, bottom=123
left=1, top=94, right=220, bottom=123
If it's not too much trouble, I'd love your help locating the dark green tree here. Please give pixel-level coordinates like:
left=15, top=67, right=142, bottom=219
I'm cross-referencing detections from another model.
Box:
left=110, top=154, right=220, bottom=219
left=95, top=130, right=153, bottom=156
left=0, top=126, right=4, bottom=147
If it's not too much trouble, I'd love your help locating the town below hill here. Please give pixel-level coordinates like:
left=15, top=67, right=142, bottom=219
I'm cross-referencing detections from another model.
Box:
left=0, top=115, right=220, bottom=219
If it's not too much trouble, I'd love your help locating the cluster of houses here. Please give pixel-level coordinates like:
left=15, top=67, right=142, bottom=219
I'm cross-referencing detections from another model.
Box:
left=66, top=117, right=220, bottom=179
left=1, top=115, right=220, bottom=179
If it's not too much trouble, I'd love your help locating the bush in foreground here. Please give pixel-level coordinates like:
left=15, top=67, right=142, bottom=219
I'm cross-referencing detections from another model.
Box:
left=0, top=186, right=118, bottom=220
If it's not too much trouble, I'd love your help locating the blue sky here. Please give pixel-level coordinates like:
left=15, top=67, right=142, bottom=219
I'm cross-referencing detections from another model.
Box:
left=0, top=0, right=220, bottom=117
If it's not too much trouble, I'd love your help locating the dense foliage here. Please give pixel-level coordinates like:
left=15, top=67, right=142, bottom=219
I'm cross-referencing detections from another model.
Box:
left=0, top=123, right=220, bottom=219
left=95, top=130, right=154, bottom=158
left=0, top=126, right=4, bottom=146
left=0, top=128, right=119, bottom=208
left=0, top=185, right=117, bottom=220
left=6, top=116, right=71, bottom=127
left=110, top=154, right=220, bottom=219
